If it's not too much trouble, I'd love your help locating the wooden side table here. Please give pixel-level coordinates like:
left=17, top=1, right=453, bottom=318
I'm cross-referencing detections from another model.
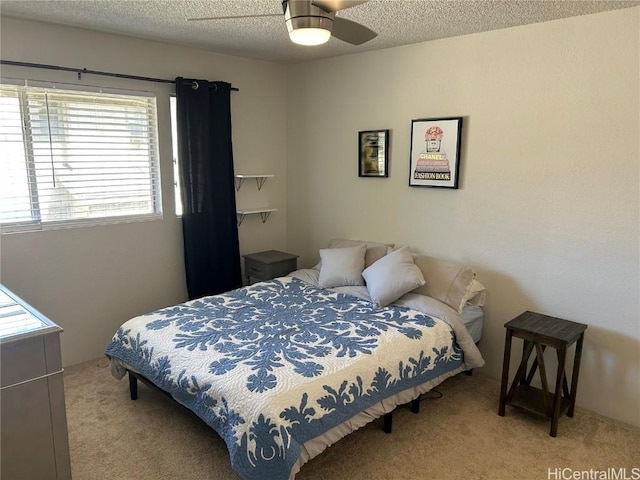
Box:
left=243, top=250, right=298, bottom=285
left=498, top=311, right=587, bottom=437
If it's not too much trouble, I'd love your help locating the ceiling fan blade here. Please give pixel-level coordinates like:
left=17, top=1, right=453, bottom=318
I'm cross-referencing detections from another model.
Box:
left=187, top=14, right=281, bottom=22
left=311, top=0, right=367, bottom=13
left=331, top=17, right=377, bottom=45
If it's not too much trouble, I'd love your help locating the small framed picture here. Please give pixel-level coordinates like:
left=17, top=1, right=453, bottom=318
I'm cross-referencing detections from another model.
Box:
left=358, top=130, right=389, bottom=178
left=409, top=117, right=463, bottom=189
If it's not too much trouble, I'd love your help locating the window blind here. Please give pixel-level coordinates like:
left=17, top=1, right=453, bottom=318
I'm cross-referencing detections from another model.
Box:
left=0, top=84, right=161, bottom=232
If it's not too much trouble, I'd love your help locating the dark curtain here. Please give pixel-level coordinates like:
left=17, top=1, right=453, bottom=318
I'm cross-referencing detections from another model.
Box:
left=175, top=77, right=242, bottom=299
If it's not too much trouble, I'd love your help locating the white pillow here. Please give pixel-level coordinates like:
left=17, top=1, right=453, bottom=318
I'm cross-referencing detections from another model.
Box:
left=362, top=246, right=426, bottom=307
left=318, top=244, right=367, bottom=288
left=411, top=254, right=476, bottom=314
left=462, top=279, right=487, bottom=307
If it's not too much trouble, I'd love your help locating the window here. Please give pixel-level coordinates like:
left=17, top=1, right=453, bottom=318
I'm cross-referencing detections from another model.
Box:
left=169, top=96, right=182, bottom=216
left=0, top=83, right=161, bottom=232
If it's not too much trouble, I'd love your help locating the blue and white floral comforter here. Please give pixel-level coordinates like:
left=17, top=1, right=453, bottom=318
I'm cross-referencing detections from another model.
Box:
left=106, top=277, right=478, bottom=480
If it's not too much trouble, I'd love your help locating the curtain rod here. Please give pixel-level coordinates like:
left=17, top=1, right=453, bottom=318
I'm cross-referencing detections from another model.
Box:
left=0, top=60, right=239, bottom=91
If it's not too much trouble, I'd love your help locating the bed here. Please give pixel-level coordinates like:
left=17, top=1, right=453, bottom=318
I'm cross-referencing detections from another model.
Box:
left=106, top=241, right=485, bottom=480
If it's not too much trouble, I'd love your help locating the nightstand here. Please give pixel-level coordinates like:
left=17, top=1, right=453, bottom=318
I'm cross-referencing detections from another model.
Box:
left=243, top=250, right=298, bottom=285
left=498, top=311, right=587, bottom=437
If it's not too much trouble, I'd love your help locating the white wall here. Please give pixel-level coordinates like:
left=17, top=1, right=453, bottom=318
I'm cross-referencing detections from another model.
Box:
left=0, top=17, right=288, bottom=366
left=286, top=8, right=640, bottom=427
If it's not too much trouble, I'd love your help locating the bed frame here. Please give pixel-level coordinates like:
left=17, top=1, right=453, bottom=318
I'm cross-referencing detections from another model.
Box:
left=126, top=368, right=472, bottom=435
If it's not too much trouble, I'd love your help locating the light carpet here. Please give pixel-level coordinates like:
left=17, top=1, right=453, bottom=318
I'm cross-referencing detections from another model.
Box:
left=64, top=357, right=639, bottom=480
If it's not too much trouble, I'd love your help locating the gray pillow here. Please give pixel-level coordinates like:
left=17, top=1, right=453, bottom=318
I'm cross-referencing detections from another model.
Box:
left=318, top=244, right=367, bottom=288
left=313, top=238, right=392, bottom=271
left=328, top=238, right=391, bottom=268
left=362, top=246, right=425, bottom=307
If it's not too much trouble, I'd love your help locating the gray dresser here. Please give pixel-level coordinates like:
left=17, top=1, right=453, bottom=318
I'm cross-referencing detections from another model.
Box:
left=243, top=250, right=298, bottom=285
left=0, top=284, right=72, bottom=480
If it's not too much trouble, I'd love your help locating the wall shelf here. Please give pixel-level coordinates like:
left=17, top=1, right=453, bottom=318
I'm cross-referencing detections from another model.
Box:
left=236, top=208, right=277, bottom=226
left=235, top=174, right=274, bottom=191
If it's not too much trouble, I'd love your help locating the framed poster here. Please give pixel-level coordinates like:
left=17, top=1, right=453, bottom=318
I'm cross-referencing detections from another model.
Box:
left=358, top=130, right=389, bottom=177
left=409, top=117, right=463, bottom=188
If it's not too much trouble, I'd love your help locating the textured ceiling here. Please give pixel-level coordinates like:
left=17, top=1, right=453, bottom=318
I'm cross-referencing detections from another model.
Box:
left=1, top=0, right=638, bottom=64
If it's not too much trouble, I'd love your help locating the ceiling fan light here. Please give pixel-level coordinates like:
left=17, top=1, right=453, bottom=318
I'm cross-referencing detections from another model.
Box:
left=284, top=2, right=334, bottom=47
left=289, top=27, right=331, bottom=46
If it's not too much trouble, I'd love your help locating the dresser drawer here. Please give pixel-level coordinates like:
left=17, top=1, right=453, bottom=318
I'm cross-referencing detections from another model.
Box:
left=245, top=258, right=267, bottom=279
left=263, top=258, right=298, bottom=278
left=1, top=336, right=47, bottom=388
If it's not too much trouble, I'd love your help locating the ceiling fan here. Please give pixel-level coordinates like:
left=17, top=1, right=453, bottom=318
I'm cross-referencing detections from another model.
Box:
left=187, top=0, right=377, bottom=46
